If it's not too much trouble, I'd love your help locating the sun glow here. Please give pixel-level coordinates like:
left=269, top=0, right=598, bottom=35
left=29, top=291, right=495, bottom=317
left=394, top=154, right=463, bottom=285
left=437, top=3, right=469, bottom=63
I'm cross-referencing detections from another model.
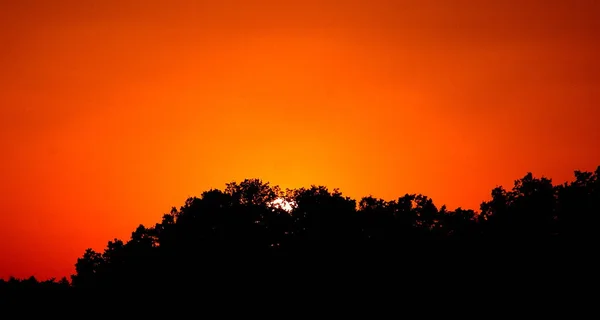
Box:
left=270, top=198, right=296, bottom=213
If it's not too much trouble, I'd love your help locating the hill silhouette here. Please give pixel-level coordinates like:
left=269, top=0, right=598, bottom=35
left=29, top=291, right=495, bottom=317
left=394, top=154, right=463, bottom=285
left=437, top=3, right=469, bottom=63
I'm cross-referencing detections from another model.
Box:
left=2, top=166, right=599, bottom=297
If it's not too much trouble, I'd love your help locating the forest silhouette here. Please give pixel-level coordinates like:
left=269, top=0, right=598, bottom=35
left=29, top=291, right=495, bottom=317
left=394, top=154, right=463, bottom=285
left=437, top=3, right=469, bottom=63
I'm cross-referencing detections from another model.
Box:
left=2, top=166, right=599, bottom=295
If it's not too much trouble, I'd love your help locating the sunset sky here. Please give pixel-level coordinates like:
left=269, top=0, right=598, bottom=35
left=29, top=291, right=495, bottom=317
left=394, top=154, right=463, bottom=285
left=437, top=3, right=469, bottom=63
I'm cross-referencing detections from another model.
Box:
left=1, top=0, right=598, bottom=280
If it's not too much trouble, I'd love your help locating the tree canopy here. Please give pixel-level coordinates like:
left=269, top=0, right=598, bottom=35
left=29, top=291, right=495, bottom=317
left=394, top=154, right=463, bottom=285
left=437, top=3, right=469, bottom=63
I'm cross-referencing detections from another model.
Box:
left=2, top=166, right=599, bottom=293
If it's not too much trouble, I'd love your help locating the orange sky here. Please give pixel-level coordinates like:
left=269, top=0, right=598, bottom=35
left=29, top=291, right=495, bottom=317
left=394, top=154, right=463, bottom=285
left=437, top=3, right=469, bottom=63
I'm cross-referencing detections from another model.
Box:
left=1, top=0, right=599, bottom=280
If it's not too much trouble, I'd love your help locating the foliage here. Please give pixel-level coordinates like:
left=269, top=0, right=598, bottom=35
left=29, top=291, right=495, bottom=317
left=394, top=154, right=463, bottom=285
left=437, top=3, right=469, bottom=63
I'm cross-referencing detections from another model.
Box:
left=2, top=167, right=599, bottom=292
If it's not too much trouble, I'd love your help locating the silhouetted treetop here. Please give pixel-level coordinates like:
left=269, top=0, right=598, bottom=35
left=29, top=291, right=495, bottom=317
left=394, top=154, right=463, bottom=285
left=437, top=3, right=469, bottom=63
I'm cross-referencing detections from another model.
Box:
left=2, top=167, right=599, bottom=293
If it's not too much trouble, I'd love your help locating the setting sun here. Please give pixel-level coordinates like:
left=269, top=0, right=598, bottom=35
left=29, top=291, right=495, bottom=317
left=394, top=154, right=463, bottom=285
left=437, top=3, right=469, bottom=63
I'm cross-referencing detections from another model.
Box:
left=270, top=198, right=296, bottom=213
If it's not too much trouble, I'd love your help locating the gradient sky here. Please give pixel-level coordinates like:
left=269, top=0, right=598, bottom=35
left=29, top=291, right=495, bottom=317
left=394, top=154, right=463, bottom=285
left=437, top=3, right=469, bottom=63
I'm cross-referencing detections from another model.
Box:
left=1, top=0, right=599, bottom=280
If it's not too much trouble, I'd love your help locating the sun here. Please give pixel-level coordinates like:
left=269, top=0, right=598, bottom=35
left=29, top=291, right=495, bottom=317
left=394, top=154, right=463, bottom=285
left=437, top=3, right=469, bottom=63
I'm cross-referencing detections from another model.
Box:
left=269, top=197, right=296, bottom=213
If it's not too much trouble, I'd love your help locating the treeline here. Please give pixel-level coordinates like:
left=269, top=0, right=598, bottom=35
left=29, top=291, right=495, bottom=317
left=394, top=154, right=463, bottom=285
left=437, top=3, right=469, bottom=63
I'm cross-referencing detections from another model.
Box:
left=2, top=166, right=599, bottom=291
left=0, top=276, right=70, bottom=290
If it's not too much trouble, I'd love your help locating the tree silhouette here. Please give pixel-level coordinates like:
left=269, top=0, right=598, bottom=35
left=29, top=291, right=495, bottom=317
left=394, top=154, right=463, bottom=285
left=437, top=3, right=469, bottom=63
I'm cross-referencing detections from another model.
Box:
left=1, top=167, right=599, bottom=294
